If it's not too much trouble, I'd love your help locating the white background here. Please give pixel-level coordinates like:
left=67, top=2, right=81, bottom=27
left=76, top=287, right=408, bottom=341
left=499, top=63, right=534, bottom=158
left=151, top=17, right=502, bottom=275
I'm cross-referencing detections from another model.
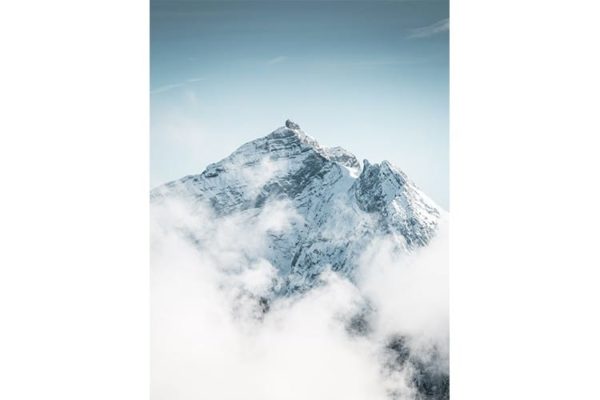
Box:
left=1, top=0, right=599, bottom=399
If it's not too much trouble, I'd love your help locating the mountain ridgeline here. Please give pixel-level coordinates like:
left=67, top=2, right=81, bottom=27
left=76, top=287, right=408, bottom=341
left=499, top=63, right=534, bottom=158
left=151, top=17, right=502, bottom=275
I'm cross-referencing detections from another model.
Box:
left=151, top=120, right=443, bottom=294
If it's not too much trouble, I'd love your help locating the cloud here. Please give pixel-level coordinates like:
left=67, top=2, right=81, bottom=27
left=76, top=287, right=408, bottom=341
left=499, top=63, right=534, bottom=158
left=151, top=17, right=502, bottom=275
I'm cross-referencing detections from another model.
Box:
left=151, top=197, right=384, bottom=399
left=150, top=82, right=186, bottom=94
left=357, top=216, right=449, bottom=342
left=266, top=56, right=287, bottom=65
left=349, top=57, right=425, bottom=68
left=150, top=77, right=206, bottom=94
left=151, top=193, right=448, bottom=399
left=408, top=18, right=449, bottom=39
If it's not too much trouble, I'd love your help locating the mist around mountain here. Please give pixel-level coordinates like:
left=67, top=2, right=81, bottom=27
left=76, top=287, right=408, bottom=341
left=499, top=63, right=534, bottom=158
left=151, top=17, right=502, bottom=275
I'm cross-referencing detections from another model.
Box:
left=151, top=121, right=449, bottom=400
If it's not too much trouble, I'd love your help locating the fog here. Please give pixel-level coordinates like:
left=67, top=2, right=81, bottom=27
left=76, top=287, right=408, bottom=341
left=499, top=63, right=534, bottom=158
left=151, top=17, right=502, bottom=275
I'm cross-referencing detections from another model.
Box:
left=151, top=196, right=448, bottom=400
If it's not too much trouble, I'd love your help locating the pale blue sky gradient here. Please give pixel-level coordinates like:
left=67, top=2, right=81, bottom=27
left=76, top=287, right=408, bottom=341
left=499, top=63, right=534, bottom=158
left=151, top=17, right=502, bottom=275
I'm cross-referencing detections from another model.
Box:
left=151, top=0, right=449, bottom=207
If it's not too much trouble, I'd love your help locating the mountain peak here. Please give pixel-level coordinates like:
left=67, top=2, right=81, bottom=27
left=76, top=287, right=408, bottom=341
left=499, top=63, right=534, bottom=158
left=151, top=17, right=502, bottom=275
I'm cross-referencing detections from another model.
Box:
left=151, top=120, right=442, bottom=292
left=266, top=121, right=324, bottom=155
left=285, top=119, right=301, bottom=130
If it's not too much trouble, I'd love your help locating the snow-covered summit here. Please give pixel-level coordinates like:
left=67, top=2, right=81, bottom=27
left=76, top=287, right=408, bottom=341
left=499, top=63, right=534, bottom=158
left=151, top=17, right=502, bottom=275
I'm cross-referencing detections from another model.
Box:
left=151, top=121, right=442, bottom=293
left=285, top=119, right=301, bottom=130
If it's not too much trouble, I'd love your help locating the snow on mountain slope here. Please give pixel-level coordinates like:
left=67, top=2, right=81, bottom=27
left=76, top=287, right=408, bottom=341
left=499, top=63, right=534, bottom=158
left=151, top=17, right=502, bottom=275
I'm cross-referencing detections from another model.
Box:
left=151, top=120, right=443, bottom=294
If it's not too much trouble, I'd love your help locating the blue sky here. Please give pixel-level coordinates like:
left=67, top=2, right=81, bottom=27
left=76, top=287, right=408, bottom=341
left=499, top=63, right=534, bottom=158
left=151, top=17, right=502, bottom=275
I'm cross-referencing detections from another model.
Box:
left=151, top=0, right=449, bottom=208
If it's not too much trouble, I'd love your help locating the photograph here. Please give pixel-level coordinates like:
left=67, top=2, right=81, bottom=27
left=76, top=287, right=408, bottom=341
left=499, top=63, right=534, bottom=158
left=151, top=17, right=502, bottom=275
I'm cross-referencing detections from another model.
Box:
left=151, top=1, right=449, bottom=399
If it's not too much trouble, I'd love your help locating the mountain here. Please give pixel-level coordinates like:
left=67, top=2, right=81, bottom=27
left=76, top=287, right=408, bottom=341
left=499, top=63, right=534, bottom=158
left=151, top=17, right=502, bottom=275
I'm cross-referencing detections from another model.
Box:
left=151, top=120, right=448, bottom=400
left=151, top=120, right=443, bottom=295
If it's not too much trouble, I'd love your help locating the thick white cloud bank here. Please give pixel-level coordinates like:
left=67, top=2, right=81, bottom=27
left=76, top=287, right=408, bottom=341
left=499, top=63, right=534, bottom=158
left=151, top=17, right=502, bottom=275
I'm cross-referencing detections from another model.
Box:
left=151, top=198, right=448, bottom=400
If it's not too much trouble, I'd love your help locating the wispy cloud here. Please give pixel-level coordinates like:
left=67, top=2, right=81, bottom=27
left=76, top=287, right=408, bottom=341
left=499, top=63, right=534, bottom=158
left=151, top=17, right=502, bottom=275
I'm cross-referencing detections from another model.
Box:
left=266, top=56, right=287, bottom=65
left=151, top=77, right=206, bottom=94
left=151, top=196, right=448, bottom=400
left=151, top=83, right=185, bottom=94
left=349, top=57, right=426, bottom=67
left=408, top=18, right=449, bottom=39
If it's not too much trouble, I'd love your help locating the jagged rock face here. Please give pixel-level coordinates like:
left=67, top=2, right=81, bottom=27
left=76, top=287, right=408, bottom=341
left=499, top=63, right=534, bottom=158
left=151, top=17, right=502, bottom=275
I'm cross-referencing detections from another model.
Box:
left=151, top=121, right=442, bottom=294
left=355, top=160, right=440, bottom=247
left=385, top=336, right=450, bottom=400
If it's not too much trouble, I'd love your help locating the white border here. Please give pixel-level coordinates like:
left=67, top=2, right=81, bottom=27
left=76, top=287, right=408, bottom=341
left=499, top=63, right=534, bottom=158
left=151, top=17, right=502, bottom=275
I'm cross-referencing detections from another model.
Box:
left=0, top=1, right=149, bottom=399
left=451, top=0, right=600, bottom=398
